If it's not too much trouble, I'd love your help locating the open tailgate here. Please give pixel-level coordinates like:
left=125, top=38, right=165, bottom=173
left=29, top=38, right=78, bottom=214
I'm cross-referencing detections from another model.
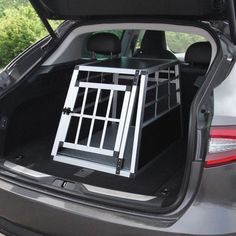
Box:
left=30, top=0, right=228, bottom=20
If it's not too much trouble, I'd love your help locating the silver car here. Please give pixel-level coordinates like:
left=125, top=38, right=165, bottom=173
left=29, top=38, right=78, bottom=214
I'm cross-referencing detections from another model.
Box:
left=0, top=0, right=235, bottom=235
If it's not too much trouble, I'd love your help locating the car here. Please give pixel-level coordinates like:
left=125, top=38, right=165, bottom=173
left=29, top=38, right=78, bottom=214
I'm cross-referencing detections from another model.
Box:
left=0, top=0, right=235, bottom=235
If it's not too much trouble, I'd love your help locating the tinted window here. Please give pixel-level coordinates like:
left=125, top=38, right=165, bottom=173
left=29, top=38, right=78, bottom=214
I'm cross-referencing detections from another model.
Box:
left=134, top=30, right=206, bottom=55
left=165, top=32, right=206, bottom=53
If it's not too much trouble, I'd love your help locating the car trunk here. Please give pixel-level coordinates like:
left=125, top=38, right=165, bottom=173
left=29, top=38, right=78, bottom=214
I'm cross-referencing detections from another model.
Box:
left=4, top=134, right=186, bottom=202
left=0, top=0, right=227, bottom=211
left=0, top=46, right=209, bottom=208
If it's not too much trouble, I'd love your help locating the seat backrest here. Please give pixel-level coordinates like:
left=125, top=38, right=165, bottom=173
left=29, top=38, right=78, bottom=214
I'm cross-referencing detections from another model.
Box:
left=184, top=41, right=212, bottom=73
left=181, top=41, right=212, bottom=88
left=87, top=33, right=121, bottom=57
left=135, top=30, right=176, bottom=59
left=180, top=41, right=212, bottom=132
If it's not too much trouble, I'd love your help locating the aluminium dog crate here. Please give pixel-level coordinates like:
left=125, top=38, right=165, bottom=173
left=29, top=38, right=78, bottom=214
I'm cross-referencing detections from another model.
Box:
left=51, top=58, right=181, bottom=177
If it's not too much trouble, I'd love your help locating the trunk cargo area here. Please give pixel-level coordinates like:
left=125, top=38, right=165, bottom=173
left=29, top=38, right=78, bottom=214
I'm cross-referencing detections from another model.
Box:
left=0, top=54, right=202, bottom=207
left=0, top=58, right=187, bottom=205
left=0, top=27, right=212, bottom=207
left=5, top=136, right=186, bottom=198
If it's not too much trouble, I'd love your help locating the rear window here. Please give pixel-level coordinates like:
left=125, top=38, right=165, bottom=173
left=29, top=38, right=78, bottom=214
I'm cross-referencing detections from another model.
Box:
left=134, top=30, right=206, bottom=54
left=165, top=32, right=206, bottom=53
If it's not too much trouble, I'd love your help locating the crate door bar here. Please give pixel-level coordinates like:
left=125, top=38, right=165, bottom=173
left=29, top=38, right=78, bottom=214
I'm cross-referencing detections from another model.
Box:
left=100, top=90, right=114, bottom=149
left=62, top=142, right=114, bottom=156
left=74, top=87, right=88, bottom=144
left=79, top=82, right=127, bottom=91
left=51, top=69, right=80, bottom=157
left=86, top=88, right=101, bottom=146
left=130, top=72, right=148, bottom=174
left=114, top=90, right=131, bottom=152
left=118, top=80, right=138, bottom=160
left=112, top=73, right=119, bottom=124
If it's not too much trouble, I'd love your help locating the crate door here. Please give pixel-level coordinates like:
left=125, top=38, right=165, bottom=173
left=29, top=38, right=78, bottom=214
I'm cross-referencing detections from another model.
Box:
left=51, top=79, right=135, bottom=172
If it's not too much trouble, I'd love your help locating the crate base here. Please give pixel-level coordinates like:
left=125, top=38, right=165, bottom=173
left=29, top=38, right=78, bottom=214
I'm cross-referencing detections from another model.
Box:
left=56, top=124, right=135, bottom=176
left=53, top=155, right=131, bottom=177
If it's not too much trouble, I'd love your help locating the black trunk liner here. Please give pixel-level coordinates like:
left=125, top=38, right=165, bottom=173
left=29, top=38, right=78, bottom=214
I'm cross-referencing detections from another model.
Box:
left=5, top=136, right=186, bottom=196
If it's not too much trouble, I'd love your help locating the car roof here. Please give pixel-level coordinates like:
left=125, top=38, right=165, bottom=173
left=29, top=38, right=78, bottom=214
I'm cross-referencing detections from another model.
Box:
left=31, top=0, right=228, bottom=20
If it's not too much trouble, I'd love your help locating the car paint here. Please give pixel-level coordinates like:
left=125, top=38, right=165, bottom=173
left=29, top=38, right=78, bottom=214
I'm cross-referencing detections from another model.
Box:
left=0, top=161, right=236, bottom=235
left=213, top=64, right=236, bottom=123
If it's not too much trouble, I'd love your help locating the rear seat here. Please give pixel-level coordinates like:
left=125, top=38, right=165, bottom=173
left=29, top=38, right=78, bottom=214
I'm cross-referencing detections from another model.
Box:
left=134, top=30, right=177, bottom=59
left=180, top=41, right=212, bottom=131
left=87, top=32, right=121, bottom=58
left=86, top=32, right=179, bottom=120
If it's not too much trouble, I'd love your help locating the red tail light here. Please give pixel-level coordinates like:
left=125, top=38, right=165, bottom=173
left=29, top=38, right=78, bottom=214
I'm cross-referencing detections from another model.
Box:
left=205, top=126, right=236, bottom=168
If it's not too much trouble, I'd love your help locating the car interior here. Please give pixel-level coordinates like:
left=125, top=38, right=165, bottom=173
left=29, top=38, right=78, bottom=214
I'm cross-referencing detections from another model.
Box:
left=0, top=26, right=213, bottom=209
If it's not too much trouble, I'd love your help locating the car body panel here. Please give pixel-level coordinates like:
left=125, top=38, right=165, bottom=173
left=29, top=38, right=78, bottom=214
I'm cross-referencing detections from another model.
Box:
left=213, top=63, right=236, bottom=125
left=173, top=162, right=236, bottom=235
left=0, top=161, right=236, bottom=236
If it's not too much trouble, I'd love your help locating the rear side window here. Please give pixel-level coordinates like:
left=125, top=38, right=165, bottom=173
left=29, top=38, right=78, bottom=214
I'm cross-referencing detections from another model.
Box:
left=165, top=32, right=206, bottom=53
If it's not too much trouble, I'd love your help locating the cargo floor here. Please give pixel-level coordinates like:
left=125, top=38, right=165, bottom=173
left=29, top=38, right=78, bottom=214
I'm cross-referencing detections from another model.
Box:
left=5, top=136, right=186, bottom=196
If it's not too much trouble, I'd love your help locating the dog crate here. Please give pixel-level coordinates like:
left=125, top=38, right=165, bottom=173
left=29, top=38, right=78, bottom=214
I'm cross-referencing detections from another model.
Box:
left=51, top=58, right=181, bottom=177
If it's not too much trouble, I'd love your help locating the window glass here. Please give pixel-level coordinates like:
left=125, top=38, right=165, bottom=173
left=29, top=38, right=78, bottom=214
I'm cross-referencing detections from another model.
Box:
left=134, top=30, right=145, bottom=51
left=165, top=32, right=206, bottom=53
left=133, top=30, right=207, bottom=55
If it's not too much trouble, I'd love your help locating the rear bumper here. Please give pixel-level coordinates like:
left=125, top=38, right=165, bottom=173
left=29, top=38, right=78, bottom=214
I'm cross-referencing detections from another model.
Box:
left=0, top=177, right=173, bottom=236
left=0, top=218, right=42, bottom=236
left=0, top=174, right=235, bottom=236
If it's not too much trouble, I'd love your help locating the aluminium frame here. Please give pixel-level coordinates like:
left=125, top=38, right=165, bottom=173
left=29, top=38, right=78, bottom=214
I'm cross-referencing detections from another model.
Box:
left=51, top=58, right=180, bottom=177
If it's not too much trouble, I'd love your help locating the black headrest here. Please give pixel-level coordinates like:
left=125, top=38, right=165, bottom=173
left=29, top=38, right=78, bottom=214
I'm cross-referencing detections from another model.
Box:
left=140, top=30, right=167, bottom=53
left=185, top=42, right=212, bottom=65
left=87, top=33, right=121, bottom=55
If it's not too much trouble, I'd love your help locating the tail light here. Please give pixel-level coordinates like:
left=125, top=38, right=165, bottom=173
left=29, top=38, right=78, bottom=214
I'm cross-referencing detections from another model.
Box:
left=205, top=126, right=236, bottom=168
